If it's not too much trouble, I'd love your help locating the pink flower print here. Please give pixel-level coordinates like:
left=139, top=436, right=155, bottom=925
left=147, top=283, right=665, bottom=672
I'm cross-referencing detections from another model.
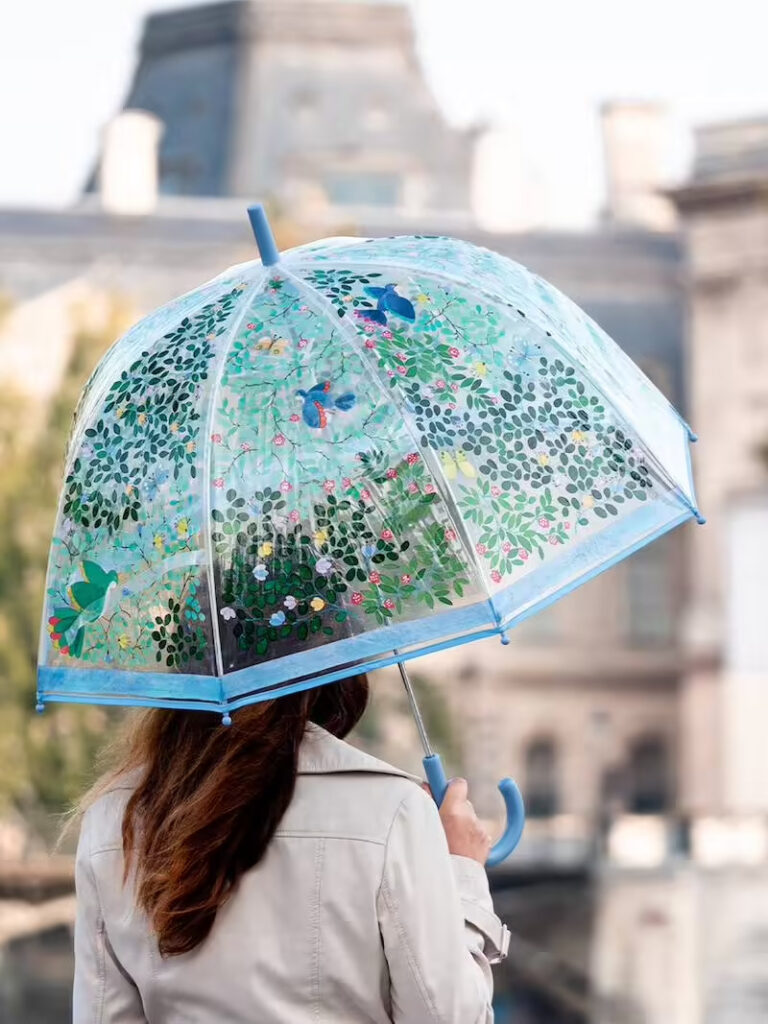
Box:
left=565, top=522, right=571, bottom=530
left=447, top=402, right=457, bottom=410
left=360, top=488, right=372, bottom=501
left=400, top=574, right=412, bottom=585
left=519, top=548, right=529, bottom=560
left=298, top=338, right=309, bottom=350
left=538, top=516, right=550, bottom=529
left=387, top=369, right=395, bottom=377
left=363, top=323, right=375, bottom=334
left=396, top=351, right=407, bottom=363
left=386, top=468, right=398, bottom=480
left=435, top=379, right=446, bottom=391
left=549, top=534, right=560, bottom=545
left=449, top=346, right=460, bottom=358
left=408, top=482, right=419, bottom=494
left=323, top=479, right=336, bottom=494
left=246, top=322, right=256, bottom=330
left=213, top=478, right=224, bottom=489
left=475, top=542, right=488, bottom=556
left=299, top=305, right=309, bottom=312
left=342, top=477, right=352, bottom=490
left=445, top=528, right=458, bottom=542
left=397, top=365, right=407, bottom=375
left=424, top=482, right=436, bottom=494
left=290, top=413, right=301, bottom=423
left=491, top=485, right=502, bottom=498
left=369, top=571, right=382, bottom=585
left=351, top=592, right=364, bottom=606
left=405, top=452, right=420, bottom=465
left=280, top=480, right=293, bottom=494
left=240, top=441, right=252, bottom=452
left=380, top=528, right=394, bottom=542
left=289, top=509, right=300, bottom=523
left=382, top=329, right=393, bottom=340
left=365, top=338, right=377, bottom=350
left=210, top=432, right=222, bottom=443
left=273, top=433, right=286, bottom=446
left=383, top=598, right=395, bottom=611
left=450, top=383, right=459, bottom=392
left=502, top=541, right=512, bottom=553
left=490, top=570, right=502, bottom=584
left=491, top=396, right=501, bottom=405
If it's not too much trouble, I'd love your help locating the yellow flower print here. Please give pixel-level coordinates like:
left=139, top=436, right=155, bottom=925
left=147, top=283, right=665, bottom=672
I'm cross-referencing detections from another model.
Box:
left=137, top=412, right=147, bottom=426
left=258, top=541, right=273, bottom=557
left=169, top=422, right=180, bottom=434
left=125, top=484, right=134, bottom=497
left=115, top=405, right=127, bottom=419
left=117, top=633, right=130, bottom=650
left=572, top=430, right=586, bottom=443
left=310, top=597, right=325, bottom=612
left=416, top=293, right=430, bottom=305
left=313, top=529, right=328, bottom=547
left=583, top=494, right=595, bottom=508
left=186, top=440, right=196, bottom=454
left=153, top=533, right=164, bottom=551
left=472, top=361, right=488, bottom=378
left=177, top=518, right=190, bottom=538
left=538, top=454, right=550, bottom=466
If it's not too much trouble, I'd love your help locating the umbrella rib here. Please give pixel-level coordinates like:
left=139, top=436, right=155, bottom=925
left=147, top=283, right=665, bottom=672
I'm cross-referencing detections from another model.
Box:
left=280, top=266, right=496, bottom=622
left=202, top=270, right=269, bottom=688
left=285, top=253, right=701, bottom=522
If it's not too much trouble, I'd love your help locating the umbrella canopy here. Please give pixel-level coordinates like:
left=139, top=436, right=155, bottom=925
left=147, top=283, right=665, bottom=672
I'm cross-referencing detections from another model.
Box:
left=38, top=208, right=701, bottom=717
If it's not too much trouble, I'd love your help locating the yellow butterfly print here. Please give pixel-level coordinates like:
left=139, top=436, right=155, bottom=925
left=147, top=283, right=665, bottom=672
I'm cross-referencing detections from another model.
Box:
left=439, top=450, right=477, bottom=480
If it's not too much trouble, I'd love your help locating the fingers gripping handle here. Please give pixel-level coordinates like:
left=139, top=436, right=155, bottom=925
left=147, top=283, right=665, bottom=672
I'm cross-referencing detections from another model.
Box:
left=423, top=753, right=525, bottom=868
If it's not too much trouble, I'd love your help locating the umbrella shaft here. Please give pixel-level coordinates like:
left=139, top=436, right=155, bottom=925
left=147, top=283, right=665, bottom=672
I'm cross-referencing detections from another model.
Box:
left=397, top=661, right=433, bottom=758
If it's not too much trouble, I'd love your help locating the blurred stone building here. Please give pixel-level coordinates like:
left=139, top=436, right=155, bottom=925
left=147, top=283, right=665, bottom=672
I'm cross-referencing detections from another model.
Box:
left=1, top=2, right=767, bottom=1023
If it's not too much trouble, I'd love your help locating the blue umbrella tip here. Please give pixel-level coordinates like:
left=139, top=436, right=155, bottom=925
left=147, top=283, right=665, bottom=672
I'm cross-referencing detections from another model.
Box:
left=221, top=712, right=233, bottom=727
left=500, top=631, right=510, bottom=646
left=35, top=700, right=45, bottom=714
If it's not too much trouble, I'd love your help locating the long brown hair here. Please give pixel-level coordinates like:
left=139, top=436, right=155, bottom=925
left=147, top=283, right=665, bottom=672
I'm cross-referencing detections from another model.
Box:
left=97, top=675, right=368, bottom=957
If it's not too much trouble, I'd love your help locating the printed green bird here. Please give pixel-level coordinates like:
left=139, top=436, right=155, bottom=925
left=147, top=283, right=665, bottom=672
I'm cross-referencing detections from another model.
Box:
left=48, top=560, right=119, bottom=658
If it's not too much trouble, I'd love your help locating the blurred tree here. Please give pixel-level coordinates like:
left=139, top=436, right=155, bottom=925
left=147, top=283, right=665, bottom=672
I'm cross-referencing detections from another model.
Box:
left=0, top=296, right=132, bottom=831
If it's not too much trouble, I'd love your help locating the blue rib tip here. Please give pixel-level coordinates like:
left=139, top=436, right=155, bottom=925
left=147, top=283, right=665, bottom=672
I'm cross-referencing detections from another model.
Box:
left=221, top=713, right=232, bottom=727
left=689, top=430, right=699, bottom=442
left=35, top=701, right=45, bottom=714
left=247, top=204, right=280, bottom=267
left=694, top=511, right=706, bottom=525
left=500, top=631, right=510, bottom=646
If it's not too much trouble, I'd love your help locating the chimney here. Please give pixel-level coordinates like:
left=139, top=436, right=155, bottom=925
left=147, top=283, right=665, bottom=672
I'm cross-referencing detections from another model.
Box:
left=99, top=110, right=163, bottom=216
left=600, top=101, right=676, bottom=230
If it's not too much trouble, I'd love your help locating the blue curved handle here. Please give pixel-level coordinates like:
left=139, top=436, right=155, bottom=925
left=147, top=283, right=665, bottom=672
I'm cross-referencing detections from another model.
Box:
left=423, top=754, right=525, bottom=868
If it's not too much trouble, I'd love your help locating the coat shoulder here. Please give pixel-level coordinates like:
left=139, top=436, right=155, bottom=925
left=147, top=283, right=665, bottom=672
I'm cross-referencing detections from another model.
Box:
left=281, top=769, right=425, bottom=845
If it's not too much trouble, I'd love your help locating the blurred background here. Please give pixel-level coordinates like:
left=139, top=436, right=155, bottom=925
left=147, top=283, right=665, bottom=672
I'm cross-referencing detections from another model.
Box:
left=2, top=0, right=768, bottom=1021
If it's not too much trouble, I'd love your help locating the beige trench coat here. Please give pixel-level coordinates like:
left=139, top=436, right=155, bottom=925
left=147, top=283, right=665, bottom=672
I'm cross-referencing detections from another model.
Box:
left=74, top=722, right=509, bottom=1023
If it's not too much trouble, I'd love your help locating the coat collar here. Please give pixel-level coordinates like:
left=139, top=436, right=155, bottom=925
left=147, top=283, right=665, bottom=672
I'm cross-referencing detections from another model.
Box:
left=298, top=723, right=420, bottom=783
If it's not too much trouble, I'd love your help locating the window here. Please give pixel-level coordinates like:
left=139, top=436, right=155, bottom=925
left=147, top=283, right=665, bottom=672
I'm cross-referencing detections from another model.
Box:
left=625, top=537, right=675, bottom=647
left=627, top=736, right=669, bottom=814
left=325, top=172, right=400, bottom=207
left=524, top=737, right=559, bottom=818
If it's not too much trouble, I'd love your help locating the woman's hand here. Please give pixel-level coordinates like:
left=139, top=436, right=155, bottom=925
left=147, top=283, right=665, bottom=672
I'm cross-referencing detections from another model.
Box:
left=423, top=778, right=491, bottom=864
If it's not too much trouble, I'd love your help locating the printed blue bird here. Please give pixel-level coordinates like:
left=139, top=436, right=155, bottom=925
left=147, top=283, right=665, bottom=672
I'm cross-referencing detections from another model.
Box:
left=296, top=381, right=357, bottom=429
left=356, top=284, right=416, bottom=326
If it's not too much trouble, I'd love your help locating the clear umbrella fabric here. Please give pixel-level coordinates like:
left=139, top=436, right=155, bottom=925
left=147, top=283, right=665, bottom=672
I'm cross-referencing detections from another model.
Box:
left=38, top=228, right=701, bottom=715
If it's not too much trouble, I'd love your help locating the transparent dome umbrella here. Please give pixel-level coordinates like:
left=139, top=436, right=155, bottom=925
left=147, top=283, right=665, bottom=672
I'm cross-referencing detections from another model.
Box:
left=38, top=205, right=703, bottom=866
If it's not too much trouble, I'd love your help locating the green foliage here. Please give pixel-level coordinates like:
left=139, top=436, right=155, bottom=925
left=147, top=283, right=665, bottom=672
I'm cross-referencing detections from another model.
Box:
left=0, top=306, right=129, bottom=820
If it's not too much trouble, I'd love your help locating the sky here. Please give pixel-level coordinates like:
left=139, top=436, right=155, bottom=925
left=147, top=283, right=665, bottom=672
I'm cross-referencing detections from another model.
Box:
left=2, top=0, right=768, bottom=227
